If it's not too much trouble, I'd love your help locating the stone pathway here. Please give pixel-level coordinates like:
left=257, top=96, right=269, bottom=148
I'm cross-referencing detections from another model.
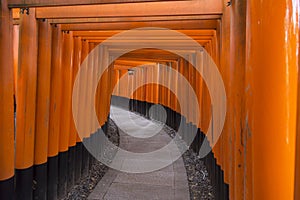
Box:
left=88, top=106, right=190, bottom=200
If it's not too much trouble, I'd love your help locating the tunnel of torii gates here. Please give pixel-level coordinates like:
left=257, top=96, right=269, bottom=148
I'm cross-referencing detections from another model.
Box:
left=0, top=0, right=300, bottom=199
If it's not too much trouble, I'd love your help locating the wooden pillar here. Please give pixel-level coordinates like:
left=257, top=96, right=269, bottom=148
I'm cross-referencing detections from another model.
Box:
left=57, top=31, right=74, bottom=199
left=0, top=1, right=14, bottom=199
left=229, top=0, right=247, bottom=199
left=15, top=8, right=38, bottom=200
left=33, top=19, right=52, bottom=200
left=246, top=0, right=299, bottom=199
left=72, top=36, right=83, bottom=183
left=66, top=35, right=77, bottom=191
left=80, top=39, right=90, bottom=177
left=47, top=24, right=63, bottom=200
left=295, top=28, right=300, bottom=200
left=219, top=1, right=231, bottom=196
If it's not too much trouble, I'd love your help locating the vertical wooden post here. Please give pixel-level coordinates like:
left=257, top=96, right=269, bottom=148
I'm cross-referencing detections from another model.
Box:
left=57, top=31, right=74, bottom=199
left=295, top=7, right=300, bottom=197
left=246, top=0, right=299, bottom=199
left=295, top=30, right=300, bottom=200
left=229, top=0, right=247, bottom=199
left=48, top=24, right=63, bottom=200
left=0, top=1, right=15, bottom=199
left=219, top=3, right=231, bottom=198
left=34, top=19, right=52, bottom=200
left=66, top=35, right=77, bottom=191
left=72, top=36, right=83, bottom=183
left=80, top=39, right=90, bottom=177
left=15, top=8, right=38, bottom=200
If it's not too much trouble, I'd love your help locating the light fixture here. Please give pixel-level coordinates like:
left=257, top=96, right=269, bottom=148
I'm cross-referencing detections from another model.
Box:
left=128, top=69, right=135, bottom=75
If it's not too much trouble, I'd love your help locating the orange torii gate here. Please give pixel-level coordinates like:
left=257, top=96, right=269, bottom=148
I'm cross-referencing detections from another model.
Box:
left=0, top=0, right=299, bottom=200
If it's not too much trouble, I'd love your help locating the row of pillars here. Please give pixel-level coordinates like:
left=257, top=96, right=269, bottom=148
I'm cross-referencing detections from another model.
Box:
left=0, top=3, right=113, bottom=199
left=219, top=0, right=299, bottom=199
left=0, top=0, right=300, bottom=199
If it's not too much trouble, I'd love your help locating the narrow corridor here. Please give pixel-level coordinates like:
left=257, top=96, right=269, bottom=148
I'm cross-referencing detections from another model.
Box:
left=88, top=106, right=189, bottom=200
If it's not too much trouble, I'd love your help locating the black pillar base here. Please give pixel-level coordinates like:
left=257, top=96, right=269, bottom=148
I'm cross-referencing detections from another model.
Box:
left=15, top=166, right=33, bottom=200
left=58, top=151, right=68, bottom=199
left=47, top=155, right=58, bottom=200
left=0, top=176, right=14, bottom=200
left=33, top=163, right=47, bottom=200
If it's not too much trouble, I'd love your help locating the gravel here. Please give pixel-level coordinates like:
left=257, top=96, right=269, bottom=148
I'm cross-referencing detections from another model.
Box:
left=163, top=125, right=215, bottom=200
left=183, top=150, right=215, bottom=200
left=63, top=116, right=214, bottom=200
left=63, top=118, right=119, bottom=200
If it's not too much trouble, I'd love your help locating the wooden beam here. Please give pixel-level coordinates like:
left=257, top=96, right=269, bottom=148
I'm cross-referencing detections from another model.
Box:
left=73, top=30, right=216, bottom=37
left=61, top=20, right=218, bottom=31
left=48, top=15, right=222, bottom=24
left=109, top=48, right=200, bottom=62
left=36, top=0, right=223, bottom=19
left=115, top=60, right=156, bottom=67
left=84, top=39, right=210, bottom=48
left=8, top=0, right=182, bottom=8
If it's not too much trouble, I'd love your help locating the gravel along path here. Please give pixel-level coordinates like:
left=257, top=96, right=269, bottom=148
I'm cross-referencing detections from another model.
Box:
left=63, top=118, right=119, bottom=200
left=163, top=125, right=215, bottom=200
left=64, top=116, right=214, bottom=200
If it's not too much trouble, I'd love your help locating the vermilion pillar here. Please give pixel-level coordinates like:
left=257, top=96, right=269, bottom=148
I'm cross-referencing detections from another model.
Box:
left=295, top=30, right=300, bottom=199
left=15, top=8, right=38, bottom=200
left=72, top=36, right=83, bottom=183
left=57, top=31, right=74, bottom=199
left=230, top=0, right=246, bottom=199
left=48, top=24, right=63, bottom=200
left=0, top=1, right=14, bottom=199
left=246, top=0, right=299, bottom=199
left=34, top=19, right=52, bottom=200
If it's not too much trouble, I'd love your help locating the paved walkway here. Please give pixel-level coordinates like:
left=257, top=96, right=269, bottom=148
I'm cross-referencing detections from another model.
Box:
left=88, top=106, right=189, bottom=200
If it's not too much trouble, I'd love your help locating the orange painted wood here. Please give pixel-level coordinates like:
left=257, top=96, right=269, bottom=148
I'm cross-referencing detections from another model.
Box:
left=15, top=8, right=38, bottom=169
left=8, top=0, right=180, bottom=8
left=98, top=47, right=109, bottom=126
left=177, top=59, right=185, bottom=115
left=118, top=69, right=128, bottom=98
left=59, top=31, right=74, bottom=152
left=36, top=0, right=222, bottom=18
left=60, top=20, right=218, bottom=31
left=181, top=59, right=190, bottom=121
left=107, top=64, right=113, bottom=116
left=295, top=29, right=300, bottom=200
left=80, top=40, right=90, bottom=138
left=92, top=43, right=101, bottom=133
left=111, top=69, right=119, bottom=97
left=0, top=0, right=14, bottom=180
left=49, top=15, right=221, bottom=24
left=152, top=66, right=159, bottom=104
left=169, top=62, right=178, bottom=113
left=34, top=19, right=52, bottom=165
left=48, top=24, right=63, bottom=157
left=201, top=55, right=211, bottom=136
left=195, top=51, right=203, bottom=128
left=70, top=37, right=82, bottom=144
left=85, top=42, right=95, bottom=135
left=229, top=0, right=247, bottom=198
left=219, top=3, right=231, bottom=187
left=73, top=30, right=216, bottom=37
left=95, top=47, right=102, bottom=124
left=145, top=67, right=153, bottom=103
left=13, top=25, right=19, bottom=98
left=189, top=56, right=197, bottom=125
left=246, top=0, right=299, bottom=199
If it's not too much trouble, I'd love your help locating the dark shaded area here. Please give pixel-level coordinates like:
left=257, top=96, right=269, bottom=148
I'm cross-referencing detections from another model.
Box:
left=63, top=118, right=119, bottom=200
